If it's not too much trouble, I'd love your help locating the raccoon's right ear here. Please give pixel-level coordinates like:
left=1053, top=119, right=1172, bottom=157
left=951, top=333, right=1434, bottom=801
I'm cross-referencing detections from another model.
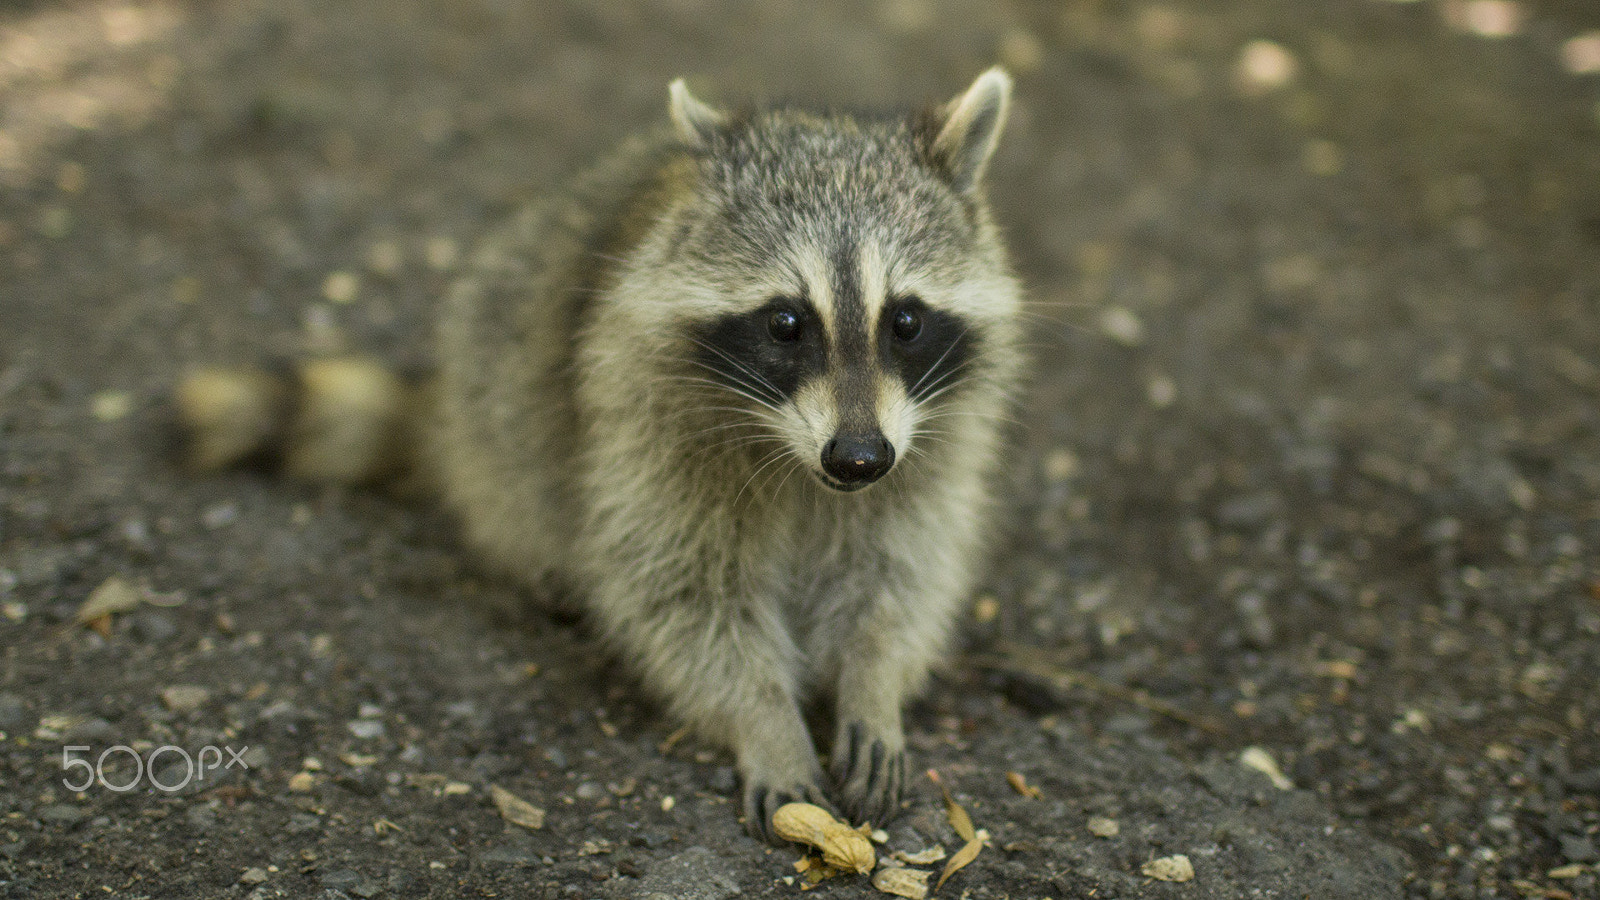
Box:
left=920, top=67, right=1012, bottom=195
left=668, top=79, right=730, bottom=150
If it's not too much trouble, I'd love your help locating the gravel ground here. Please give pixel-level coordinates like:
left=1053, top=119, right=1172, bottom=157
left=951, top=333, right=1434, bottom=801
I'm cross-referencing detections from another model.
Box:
left=2, top=1, right=1598, bottom=898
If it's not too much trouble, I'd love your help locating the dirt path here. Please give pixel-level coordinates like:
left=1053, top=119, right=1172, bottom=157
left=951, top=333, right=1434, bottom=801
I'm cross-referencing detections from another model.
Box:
left=2, top=1, right=1597, bottom=897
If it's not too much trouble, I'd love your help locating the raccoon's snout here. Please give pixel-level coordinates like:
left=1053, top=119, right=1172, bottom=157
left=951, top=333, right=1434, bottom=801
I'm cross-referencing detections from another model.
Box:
left=821, top=431, right=895, bottom=488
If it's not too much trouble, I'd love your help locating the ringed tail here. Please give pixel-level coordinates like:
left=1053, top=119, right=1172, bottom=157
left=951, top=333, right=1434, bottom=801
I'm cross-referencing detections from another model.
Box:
left=174, top=357, right=425, bottom=486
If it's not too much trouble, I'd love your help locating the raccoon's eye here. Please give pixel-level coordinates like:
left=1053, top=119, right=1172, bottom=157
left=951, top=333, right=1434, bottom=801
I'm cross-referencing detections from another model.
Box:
left=891, top=305, right=923, bottom=342
left=768, top=308, right=802, bottom=343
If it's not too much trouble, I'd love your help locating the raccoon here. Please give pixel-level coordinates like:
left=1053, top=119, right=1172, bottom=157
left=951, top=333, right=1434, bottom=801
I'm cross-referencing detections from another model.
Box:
left=177, top=69, right=1024, bottom=840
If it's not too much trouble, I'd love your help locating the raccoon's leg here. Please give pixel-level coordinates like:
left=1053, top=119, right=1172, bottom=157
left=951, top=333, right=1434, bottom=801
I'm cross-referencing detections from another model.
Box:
left=829, top=642, right=910, bottom=827
left=729, top=682, right=834, bottom=843
left=826, top=590, right=952, bottom=827
left=603, top=592, right=829, bottom=842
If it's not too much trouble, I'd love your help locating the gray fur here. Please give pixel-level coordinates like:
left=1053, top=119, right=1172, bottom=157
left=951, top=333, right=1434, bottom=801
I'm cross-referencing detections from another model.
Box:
left=181, top=70, right=1024, bottom=839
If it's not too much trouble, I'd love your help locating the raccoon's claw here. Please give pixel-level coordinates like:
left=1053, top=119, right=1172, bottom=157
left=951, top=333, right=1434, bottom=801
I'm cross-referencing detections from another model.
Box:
left=742, top=780, right=834, bottom=844
left=831, top=720, right=906, bottom=827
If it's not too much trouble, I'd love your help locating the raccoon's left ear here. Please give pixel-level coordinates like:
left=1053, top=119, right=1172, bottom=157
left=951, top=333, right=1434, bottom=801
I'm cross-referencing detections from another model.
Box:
left=921, top=67, right=1012, bottom=195
left=669, top=79, right=730, bottom=150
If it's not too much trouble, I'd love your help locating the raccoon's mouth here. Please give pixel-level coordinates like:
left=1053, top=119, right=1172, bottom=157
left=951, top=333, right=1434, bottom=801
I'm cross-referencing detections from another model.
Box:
left=814, top=471, right=880, bottom=493
left=825, top=474, right=876, bottom=493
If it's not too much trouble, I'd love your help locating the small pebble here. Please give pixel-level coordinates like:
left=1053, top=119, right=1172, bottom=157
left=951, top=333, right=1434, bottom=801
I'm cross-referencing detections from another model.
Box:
left=1146, top=375, right=1178, bottom=408
left=347, top=719, right=384, bottom=740
left=1561, top=31, right=1600, bottom=75
left=1087, top=816, right=1120, bottom=838
left=240, top=867, right=269, bottom=885
left=1142, top=854, right=1195, bottom=882
left=38, top=805, right=88, bottom=825
left=322, top=271, right=360, bottom=304
left=201, top=502, right=238, bottom=529
left=1044, top=447, right=1079, bottom=481
left=1098, top=306, right=1145, bottom=346
left=1450, top=0, right=1525, bottom=38
left=971, top=595, right=1000, bottom=624
left=160, top=685, right=211, bottom=713
left=1235, top=40, right=1297, bottom=95
left=91, top=391, right=132, bottom=422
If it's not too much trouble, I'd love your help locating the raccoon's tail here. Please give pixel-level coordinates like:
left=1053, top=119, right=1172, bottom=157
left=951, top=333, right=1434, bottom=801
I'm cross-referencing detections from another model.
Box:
left=173, top=357, right=429, bottom=488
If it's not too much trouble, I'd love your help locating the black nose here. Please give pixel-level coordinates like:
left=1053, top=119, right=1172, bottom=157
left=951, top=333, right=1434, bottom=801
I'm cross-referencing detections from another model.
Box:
left=821, top=432, right=895, bottom=485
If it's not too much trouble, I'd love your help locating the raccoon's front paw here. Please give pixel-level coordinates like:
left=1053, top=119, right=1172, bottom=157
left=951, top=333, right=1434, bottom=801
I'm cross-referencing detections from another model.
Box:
left=742, top=778, right=834, bottom=844
left=830, top=720, right=905, bottom=827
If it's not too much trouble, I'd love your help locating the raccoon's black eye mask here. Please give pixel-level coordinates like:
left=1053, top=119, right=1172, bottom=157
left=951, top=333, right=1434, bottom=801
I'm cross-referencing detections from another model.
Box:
left=879, top=297, right=977, bottom=401
left=689, top=290, right=979, bottom=408
left=692, top=298, right=826, bottom=403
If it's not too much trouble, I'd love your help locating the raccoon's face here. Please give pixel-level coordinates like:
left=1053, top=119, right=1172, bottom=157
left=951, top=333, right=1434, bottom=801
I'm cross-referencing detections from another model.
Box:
left=664, top=68, right=1016, bottom=494
left=688, top=241, right=983, bottom=493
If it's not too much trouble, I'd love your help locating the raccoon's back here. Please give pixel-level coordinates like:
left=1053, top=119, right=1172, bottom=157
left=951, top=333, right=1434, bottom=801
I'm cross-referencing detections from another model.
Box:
left=432, top=130, right=688, bottom=585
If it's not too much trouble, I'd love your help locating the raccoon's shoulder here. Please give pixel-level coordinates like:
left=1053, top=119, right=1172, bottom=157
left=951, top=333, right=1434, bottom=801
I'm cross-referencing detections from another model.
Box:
left=530, top=129, right=701, bottom=297
left=442, top=127, right=701, bottom=373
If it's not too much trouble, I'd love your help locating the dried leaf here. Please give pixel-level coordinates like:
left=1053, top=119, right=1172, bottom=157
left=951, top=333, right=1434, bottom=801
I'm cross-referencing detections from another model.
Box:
left=894, top=846, right=947, bottom=866
left=1239, top=746, right=1293, bottom=790
left=935, top=838, right=983, bottom=891
left=772, top=803, right=875, bottom=874
left=77, top=577, right=142, bottom=625
left=1142, top=854, right=1195, bottom=882
left=927, top=770, right=975, bottom=842
left=872, top=865, right=931, bottom=898
left=798, top=854, right=847, bottom=885
left=490, top=784, right=546, bottom=830
left=1006, top=771, right=1041, bottom=799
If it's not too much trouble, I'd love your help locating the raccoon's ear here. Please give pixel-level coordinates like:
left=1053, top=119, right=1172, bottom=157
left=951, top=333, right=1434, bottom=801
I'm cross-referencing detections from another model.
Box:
left=668, top=79, right=730, bottom=150
left=921, top=67, right=1012, bottom=195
